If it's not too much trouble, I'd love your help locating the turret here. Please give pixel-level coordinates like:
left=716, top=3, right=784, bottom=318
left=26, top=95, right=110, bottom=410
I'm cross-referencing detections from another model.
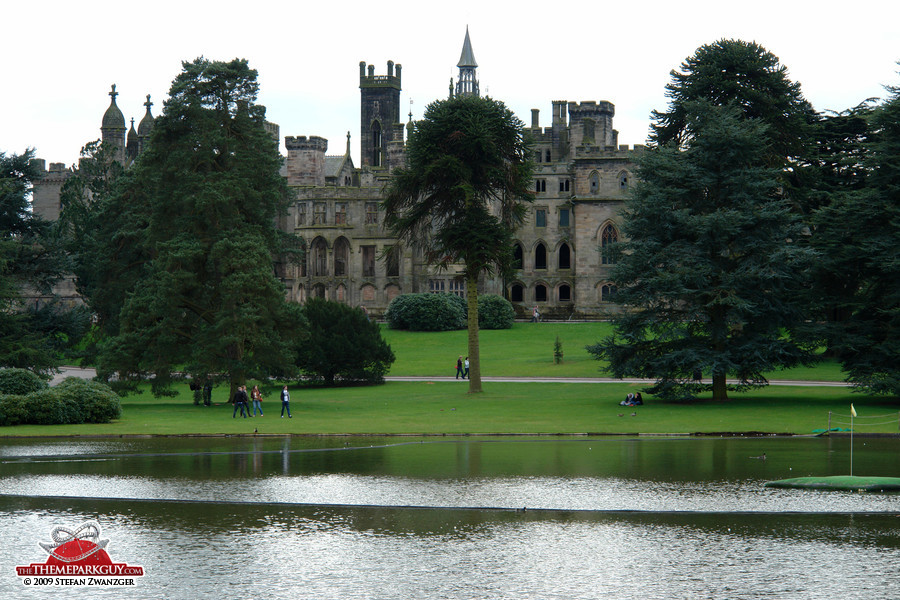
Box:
left=285, top=136, right=328, bottom=186
left=101, top=84, right=126, bottom=164
left=454, top=27, right=479, bottom=97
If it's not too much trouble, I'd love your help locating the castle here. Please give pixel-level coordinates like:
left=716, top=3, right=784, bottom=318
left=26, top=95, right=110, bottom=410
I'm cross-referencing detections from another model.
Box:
left=32, top=31, right=640, bottom=319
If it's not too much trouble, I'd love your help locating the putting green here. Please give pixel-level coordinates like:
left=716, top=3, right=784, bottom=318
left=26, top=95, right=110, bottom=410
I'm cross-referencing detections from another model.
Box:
left=764, top=475, right=900, bottom=492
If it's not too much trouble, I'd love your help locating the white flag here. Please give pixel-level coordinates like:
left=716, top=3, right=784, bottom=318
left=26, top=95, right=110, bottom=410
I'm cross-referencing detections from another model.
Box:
left=850, top=404, right=857, bottom=418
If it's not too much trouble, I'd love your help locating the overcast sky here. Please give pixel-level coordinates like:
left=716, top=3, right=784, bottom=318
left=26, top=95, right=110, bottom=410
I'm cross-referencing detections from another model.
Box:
left=4, top=0, right=898, bottom=169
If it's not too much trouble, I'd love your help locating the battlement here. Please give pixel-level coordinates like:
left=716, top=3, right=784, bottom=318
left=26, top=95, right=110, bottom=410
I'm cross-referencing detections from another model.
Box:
left=575, top=143, right=645, bottom=156
left=568, top=100, right=615, bottom=117
left=359, top=60, right=402, bottom=90
left=285, top=136, right=328, bottom=152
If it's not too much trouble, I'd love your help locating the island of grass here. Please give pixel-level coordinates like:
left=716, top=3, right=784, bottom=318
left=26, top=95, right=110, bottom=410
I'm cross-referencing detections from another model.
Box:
left=764, top=475, right=900, bottom=492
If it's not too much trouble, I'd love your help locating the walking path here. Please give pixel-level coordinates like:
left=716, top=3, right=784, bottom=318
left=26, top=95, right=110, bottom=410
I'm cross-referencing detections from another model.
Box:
left=53, top=367, right=850, bottom=388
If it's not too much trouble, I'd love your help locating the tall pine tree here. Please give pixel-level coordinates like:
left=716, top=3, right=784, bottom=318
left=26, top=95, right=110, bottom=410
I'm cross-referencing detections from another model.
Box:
left=588, top=104, right=816, bottom=401
left=95, top=58, right=303, bottom=395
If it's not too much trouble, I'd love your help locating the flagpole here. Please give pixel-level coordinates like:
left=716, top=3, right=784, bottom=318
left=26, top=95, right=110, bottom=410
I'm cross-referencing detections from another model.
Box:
left=850, top=404, right=856, bottom=477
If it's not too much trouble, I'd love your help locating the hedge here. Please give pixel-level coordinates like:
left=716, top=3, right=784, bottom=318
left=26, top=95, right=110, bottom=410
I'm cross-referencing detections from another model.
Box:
left=0, top=368, right=49, bottom=395
left=0, top=377, right=121, bottom=426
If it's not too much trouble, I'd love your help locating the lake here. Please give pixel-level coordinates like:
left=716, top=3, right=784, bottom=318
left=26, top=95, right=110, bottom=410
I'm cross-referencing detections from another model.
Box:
left=2, top=436, right=898, bottom=599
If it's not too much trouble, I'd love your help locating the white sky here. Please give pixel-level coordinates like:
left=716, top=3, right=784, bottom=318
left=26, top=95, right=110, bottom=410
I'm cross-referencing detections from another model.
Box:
left=4, top=0, right=898, bottom=169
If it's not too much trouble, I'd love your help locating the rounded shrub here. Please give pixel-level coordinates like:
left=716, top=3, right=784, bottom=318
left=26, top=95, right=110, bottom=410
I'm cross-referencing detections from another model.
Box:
left=24, top=388, right=81, bottom=425
left=478, top=294, right=515, bottom=329
left=0, top=368, right=49, bottom=395
left=53, top=378, right=122, bottom=423
left=0, top=394, right=30, bottom=426
left=385, top=293, right=466, bottom=331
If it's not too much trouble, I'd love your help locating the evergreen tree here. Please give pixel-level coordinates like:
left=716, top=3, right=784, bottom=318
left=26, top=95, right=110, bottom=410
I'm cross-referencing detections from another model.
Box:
left=587, top=104, right=817, bottom=401
left=0, top=150, right=72, bottom=373
left=383, top=95, right=533, bottom=393
left=297, top=298, right=395, bottom=385
left=821, top=84, right=900, bottom=395
left=93, top=58, right=303, bottom=395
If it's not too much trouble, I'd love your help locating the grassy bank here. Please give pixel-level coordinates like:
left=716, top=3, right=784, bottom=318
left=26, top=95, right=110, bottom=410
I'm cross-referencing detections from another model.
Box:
left=4, top=381, right=897, bottom=437
left=380, top=322, right=847, bottom=381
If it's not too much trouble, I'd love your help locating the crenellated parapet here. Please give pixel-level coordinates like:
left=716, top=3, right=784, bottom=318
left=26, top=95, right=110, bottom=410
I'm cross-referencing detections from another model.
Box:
left=285, top=136, right=329, bottom=186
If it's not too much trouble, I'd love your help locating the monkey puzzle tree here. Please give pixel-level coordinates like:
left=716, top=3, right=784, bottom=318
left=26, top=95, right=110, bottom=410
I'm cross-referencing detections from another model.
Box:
left=383, top=95, right=533, bottom=393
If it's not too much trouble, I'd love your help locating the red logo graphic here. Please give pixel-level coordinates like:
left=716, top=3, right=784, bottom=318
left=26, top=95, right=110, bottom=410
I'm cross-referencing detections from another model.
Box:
left=16, top=521, right=144, bottom=586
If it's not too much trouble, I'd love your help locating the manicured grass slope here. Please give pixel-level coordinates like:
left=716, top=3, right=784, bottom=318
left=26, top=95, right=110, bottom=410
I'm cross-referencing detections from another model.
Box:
left=381, top=322, right=847, bottom=381
left=8, top=382, right=898, bottom=436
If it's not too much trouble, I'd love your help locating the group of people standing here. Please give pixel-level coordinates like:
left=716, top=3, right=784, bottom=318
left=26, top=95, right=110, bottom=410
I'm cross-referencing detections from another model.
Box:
left=455, top=356, right=470, bottom=379
left=232, top=384, right=293, bottom=418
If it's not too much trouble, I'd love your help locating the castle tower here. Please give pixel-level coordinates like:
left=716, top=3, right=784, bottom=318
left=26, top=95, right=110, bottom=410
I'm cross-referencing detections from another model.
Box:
left=100, top=84, right=126, bottom=164
left=285, top=136, right=328, bottom=186
left=455, top=27, right=479, bottom=97
left=137, top=94, right=155, bottom=154
left=359, top=60, right=402, bottom=169
left=126, top=118, right=139, bottom=163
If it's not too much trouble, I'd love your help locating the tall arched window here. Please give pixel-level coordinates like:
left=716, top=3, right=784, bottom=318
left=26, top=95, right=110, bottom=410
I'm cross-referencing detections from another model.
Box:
left=372, top=121, right=382, bottom=167
left=535, top=284, right=548, bottom=302
left=601, top=224, right=618, bottom=265
left=558, top=243, right=571, bottom=270
left=589, top=172, right=600, bottom=195
left=333, top=237, right=349, bottom=277
left=312, top=238, right=328, bottom=276
left=558, top=284, right=571, bottom=302
left=513, top=243, right=524, bottom=270
left=535, top=243, right=547, bottom=270
left=510, top=283, right=524, bottom=302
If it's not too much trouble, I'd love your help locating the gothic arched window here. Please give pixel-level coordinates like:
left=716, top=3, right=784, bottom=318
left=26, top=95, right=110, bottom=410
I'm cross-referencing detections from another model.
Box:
left=601, top=224, right=618, bottom=265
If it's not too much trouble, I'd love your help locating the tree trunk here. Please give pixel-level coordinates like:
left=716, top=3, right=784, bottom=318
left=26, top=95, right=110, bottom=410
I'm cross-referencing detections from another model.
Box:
left=712, top=371, right=728, bottom=401
left=466, top=274, right=482, bottom=393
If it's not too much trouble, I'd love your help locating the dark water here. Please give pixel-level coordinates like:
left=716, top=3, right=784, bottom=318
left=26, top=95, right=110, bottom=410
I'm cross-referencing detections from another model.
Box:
left=1, top=436, right=898, bottom=599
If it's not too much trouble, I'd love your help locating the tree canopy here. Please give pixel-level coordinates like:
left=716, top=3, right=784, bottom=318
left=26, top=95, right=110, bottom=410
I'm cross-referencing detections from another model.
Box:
left=588, top=104, right=817, bottom=401
left=0, top=149, right=75, bottom=374
left=68, top=58, right=304, bottom=395
left=817, top=83, right=900, bottom=395
left=383, top=94, right=533, bottom=392
left=297, top=298, right=395, bottom=385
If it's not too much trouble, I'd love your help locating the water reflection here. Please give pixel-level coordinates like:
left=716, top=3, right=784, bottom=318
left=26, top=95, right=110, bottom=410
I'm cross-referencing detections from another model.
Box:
left=1, top=496, right=898, bottom=600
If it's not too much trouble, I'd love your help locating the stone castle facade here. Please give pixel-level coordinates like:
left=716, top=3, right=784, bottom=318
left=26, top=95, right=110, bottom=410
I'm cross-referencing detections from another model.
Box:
left=33, top=31, right=640, bottom=318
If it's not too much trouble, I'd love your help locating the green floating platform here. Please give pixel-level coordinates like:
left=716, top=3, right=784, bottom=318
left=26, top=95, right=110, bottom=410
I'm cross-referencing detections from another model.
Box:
left=765, top=475, right=900, bottom=492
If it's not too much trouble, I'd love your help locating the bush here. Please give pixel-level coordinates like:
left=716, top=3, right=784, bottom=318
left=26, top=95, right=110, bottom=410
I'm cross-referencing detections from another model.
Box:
left=0, top=368, right=49, bottom=395
left=385, top=293, right=466, bottom=331
left=55, top=378, right=122, bottom=423
left=298, top=299, right=396, bottom=385
left=0, top=378, right=121, bottom=426
left=0, top=394, right=30, bottom=426
left=478, top=294, right=515, bottom=330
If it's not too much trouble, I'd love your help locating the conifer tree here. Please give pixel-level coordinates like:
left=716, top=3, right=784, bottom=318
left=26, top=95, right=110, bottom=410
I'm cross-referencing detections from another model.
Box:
left=588, top=104, right=816, bottom=401
left=383, top=95, right=533, bottom=393
left=93, top=58, right=303, bottom=395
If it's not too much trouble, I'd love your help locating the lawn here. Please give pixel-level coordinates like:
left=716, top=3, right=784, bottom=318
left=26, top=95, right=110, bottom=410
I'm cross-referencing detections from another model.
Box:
left=380, top=322, right=847, bottom=381
left=5, top=381, right=898, bottom=437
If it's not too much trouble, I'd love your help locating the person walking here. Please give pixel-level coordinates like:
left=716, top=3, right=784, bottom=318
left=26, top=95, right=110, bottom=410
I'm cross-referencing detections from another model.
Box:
left=280, top=385, right=292, bottom=418
left=233, top=386, right=249, bottom=418
left=463, top=356, right=470, bottom=379
left=456, top=356, right=464, bottom=379
left=251, top=385, right=264, bottom=417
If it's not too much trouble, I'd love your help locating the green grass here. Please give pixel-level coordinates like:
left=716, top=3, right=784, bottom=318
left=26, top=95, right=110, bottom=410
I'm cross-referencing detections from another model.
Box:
left=381, top=322, right=847, bottom=381
left=1, top=322, right=884, bottom=437
left=4, top=381, right=898, bottom=437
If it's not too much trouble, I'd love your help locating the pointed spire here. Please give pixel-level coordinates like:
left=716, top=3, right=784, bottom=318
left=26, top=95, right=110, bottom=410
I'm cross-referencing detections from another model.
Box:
left=138, top=94, right=155, bottom=138
left=457, top=26, right=478, bottom=68
left=346, top=131, right=351, bottom=157
left=455, top=28, right=480, bottom=97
